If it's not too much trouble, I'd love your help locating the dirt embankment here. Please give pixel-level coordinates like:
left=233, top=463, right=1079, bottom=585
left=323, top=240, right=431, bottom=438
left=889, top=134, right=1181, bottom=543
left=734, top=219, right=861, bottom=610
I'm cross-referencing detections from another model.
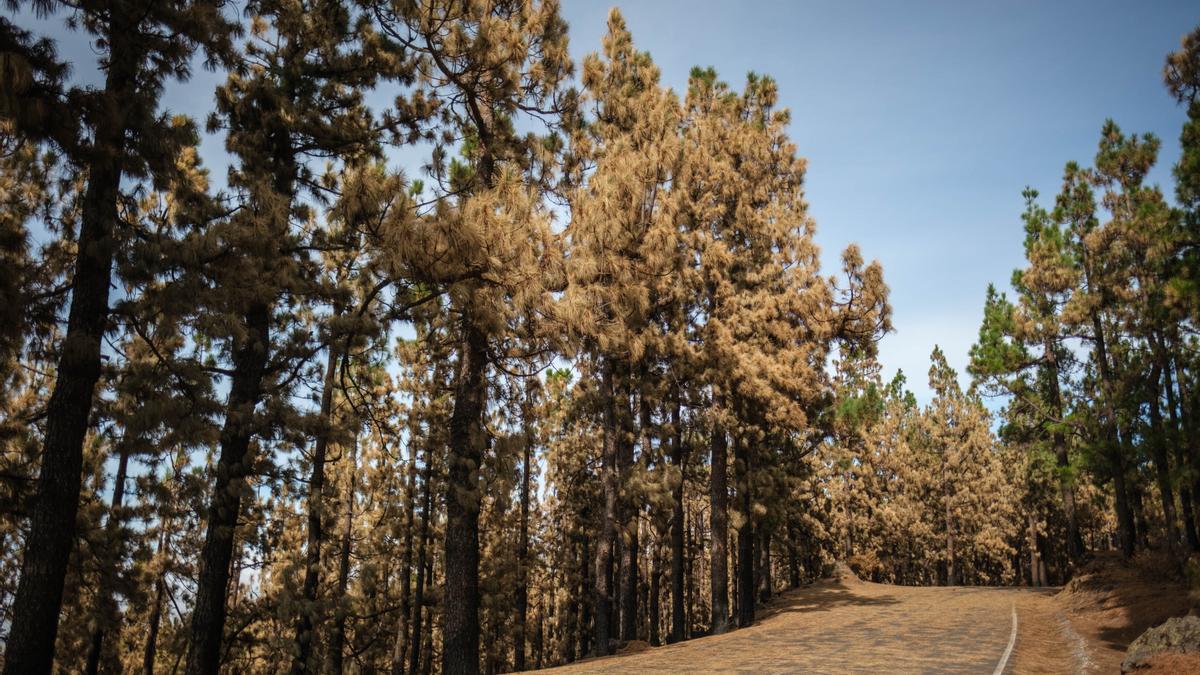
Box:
left=1055, top=551, right=1200, bottom=672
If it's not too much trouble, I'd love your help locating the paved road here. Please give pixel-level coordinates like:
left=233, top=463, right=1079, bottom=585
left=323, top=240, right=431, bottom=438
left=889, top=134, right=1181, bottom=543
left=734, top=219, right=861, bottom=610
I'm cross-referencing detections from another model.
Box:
left=540, top=577, right=1070, bottom=674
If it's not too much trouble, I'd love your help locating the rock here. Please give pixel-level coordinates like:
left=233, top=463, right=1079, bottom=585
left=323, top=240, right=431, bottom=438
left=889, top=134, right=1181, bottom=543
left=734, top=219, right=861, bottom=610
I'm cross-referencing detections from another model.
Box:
left=1121, top=615, right=1200, bottom=672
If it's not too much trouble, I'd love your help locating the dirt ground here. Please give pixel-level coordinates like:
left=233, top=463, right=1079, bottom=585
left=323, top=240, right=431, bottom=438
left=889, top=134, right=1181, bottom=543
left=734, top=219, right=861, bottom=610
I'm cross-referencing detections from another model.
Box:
left=1054, top=552, right=1198, bottom=673
left=535, top=553, right=1199, bottom=674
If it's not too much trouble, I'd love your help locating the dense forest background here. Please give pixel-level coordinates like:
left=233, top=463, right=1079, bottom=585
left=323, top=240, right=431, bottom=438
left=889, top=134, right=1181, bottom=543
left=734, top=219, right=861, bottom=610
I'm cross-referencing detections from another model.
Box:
left=1, top=2, right=1199, bottom=674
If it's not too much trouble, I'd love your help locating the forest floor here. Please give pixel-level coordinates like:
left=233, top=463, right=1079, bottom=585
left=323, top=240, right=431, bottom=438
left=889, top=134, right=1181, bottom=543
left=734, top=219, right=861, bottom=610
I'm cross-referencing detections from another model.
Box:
left=1055, top=551, right=1199, bottom=672
left=539, top=555, right=1199, bottom=674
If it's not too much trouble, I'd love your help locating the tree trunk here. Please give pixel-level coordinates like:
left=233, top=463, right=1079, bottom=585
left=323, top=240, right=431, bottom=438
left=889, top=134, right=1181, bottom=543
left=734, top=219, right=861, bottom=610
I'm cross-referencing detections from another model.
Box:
left=392, top=437, right=419, bottom=675
left=594, top=360, right=618, bottom=656
left=1028, top=512, right=1042, bottom=587
left=1130, top=476, right=1151, bottom=550
left=515, top=379, right=534, bottom=671
left=533, top=593, right=545, bottom=670
left=1148, top=364, right=1179, bottom=553
left=668, top=397, right=686, bottom=644
left=786, top=517, right=801, bottom=589
left=709, top=407, right=729, bottom=634
left=186, top=301, right=271, bottom=675
left=3, top=18, right=134, bottom=673
left=142, top=569, right=166, bottom=675
left=443, top=310, right=489, bottom=675
left=734, top=436, right=754, bottom=628
left=1171, top=352, right=1200, bottom=549
left=578, top=535, right=591, bottom=659
left=325, top=432, right=357, bottom=675
left=649, top=543, right=661, bottom=646
left=292, top=343, right=343, bottom=674
left=758, top=529, right=771, bottom=605
left=685, top=506, right=694, bottom=639
left=1161, top=356, right=1198, bottom=551
left=619, top=374, right=639, bottom=644
left=409, top=419, right=435, bottom=675
left=945, top=465, right=957, bottom=586
left=85, top=444, right=131, bottom=675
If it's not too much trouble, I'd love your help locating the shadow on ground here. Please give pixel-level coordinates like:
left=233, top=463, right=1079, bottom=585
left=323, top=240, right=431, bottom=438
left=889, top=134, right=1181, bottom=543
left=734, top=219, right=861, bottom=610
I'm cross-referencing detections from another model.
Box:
left=758, top=579, right=902, bottom=619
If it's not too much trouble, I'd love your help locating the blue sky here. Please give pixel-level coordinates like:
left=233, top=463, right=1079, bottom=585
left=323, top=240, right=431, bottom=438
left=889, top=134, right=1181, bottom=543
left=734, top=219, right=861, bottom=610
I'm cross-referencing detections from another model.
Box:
left=15, top=0, right=1199, bottom=404
left=556, top=0, right=1197, bottom=402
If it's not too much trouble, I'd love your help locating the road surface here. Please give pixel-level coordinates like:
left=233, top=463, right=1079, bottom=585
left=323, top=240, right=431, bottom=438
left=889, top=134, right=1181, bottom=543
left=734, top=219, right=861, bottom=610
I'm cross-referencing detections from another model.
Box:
left=539, top=576, right=1076, bottom=674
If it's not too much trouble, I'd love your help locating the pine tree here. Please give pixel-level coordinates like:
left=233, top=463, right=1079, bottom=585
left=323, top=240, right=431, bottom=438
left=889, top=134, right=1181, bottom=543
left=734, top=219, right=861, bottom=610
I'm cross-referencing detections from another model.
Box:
left=185, top=2, right=387, bottom=671
left=373, top=2, right=573, bottom=670
left=0, top=4, right=235, bottom=671
left=969, top=188, right=1085, bottom=561
left=563, top=9, right=681, bottom=653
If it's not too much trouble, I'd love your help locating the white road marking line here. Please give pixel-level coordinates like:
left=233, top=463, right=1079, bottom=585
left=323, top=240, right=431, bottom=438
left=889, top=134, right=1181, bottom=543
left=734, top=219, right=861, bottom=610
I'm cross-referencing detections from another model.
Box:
left=993, top=602, right=1018, bottom=675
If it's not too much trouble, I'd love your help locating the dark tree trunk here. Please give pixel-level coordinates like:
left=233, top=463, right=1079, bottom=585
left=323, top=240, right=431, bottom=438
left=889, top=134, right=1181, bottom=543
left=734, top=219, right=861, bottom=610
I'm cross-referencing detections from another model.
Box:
left=142, top=569, right=166, bottom=675
left=608, top=533, right=619, bottom=641
left=514, top=380, right=534, bottom=671
left=442, top=311, right=489, bottom=675
left=668, top=397, right=686, bottom=644
left=709, top=412, right=729, bottom=634
left=1130, top=476, right=1151, bottom=551
left=1148, top=364, right=1179, bottom=553
left=1169, top=348, right=1200, bottom=548
left=292, top=344, right=343, bottom=674
left=533, top=593, right=545, bottom=670
left=685, top=502, right=694, bottom=639
left=3, top=18, right=134, bottom=673
left=409, top=420, right=435, bottom=675
left=945, top=470, right=957, bottom=586
left=1166, top=353, right=1199, bottom=550
left=787, top=519, right=801, bottom=589
left=735, top=436, right=754, bottom=628
left=326, top=433, right=357, bottom=674
left=85, top=444, right=131, bottom=675
left=649, top=544, right=661, bottom=646
left=420, top=596, right=433, bottom=675
left=620, top=509, right=639, bottom=644
left=392, top=437, right=419, bottom=675
left=578, top=535, right=591, bottom=659
left=593, top=361, right=618, bottom=656
left=618, top=374, right=639, bottom=644
left=758, top=529, right=772, bottom=605
left=186, top=301, right=271, bottom=675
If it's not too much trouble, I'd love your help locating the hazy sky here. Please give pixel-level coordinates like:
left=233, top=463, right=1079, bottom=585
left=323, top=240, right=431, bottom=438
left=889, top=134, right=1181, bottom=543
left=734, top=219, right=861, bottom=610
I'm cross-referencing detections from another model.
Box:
left=16, top=1, right=1200, bottom=403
